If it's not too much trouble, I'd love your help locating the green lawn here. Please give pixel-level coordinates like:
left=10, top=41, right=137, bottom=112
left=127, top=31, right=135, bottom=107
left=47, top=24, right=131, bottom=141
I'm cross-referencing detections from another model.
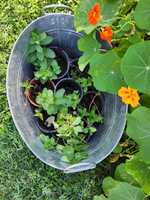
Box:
left=0, top=1, right=115, bottom=199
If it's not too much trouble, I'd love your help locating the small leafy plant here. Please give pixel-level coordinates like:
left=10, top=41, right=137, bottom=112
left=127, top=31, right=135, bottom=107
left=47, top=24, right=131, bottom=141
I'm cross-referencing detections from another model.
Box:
left=36, top=88, right=80, bottom=115
left=21, top=80, right=33, bottom=96
left=28, top=30, right=61, bottom=83
left=78, top=105, right=103, bottom=127
left=47, top=105, right=102, bottom=163
left=34, top=60, right=60, bottom=84
left=39, top=134, right=56, bottom=150
left=70, top=69, right=93, bottom=93
left=54, top=112, right=98, bottom=139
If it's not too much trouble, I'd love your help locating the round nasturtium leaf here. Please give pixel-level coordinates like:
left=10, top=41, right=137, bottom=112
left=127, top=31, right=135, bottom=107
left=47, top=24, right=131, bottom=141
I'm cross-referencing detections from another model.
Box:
left=125, top=155, right=150, bottom=195
left=89, top=50, right=125, bottom=94
left=127, top=106, right=150, bottom=164
left=134, top=0, right=150, bottom=31
left=121, top=41, right=150, bottom=94
left=102, top=177, right=145, bottom=200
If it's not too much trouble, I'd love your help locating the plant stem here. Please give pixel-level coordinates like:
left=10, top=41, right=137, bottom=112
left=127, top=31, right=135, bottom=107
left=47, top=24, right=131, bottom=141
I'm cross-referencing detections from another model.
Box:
left=89, top=93, right=101, bottom=112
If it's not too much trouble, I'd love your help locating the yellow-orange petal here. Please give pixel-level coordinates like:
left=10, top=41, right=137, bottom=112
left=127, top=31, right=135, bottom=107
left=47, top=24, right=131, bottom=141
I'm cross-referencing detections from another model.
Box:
left=118, top=87, right=129, bottom=97
left=118, top=86, right=140, bottom=108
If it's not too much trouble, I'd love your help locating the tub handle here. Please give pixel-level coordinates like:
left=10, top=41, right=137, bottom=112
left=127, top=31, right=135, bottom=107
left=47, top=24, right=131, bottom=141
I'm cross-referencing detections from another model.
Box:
left=64, top=162, right=96, bottom=174
left=43, top=4, right=72, bottom=15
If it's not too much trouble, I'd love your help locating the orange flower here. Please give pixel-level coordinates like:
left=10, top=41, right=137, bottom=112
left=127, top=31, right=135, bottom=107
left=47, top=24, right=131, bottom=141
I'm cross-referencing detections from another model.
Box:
left=100, top=26, right=113, bottom=43
left=87, top=3, right=101, bottom=26
left=118, top=87, right=140, bottom=108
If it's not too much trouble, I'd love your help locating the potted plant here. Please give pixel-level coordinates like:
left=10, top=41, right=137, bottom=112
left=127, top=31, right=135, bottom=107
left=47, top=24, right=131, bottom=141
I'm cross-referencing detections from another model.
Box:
left=22, top=79, right=55, bottom=107
left=27, top=29, right=69, bottom=84
left=35, top=86, right=81, bottom=134
left=37, top=91, right=103, bottom=163
left=21, top=29, right=104, bottom=163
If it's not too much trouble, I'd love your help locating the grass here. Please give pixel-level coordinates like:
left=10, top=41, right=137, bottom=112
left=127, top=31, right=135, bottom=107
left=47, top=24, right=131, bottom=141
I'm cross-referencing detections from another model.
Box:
left=0, top=0, right=116, bottom=199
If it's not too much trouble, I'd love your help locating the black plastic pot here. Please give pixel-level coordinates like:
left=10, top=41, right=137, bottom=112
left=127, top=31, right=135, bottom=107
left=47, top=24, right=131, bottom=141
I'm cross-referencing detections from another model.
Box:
left=80, top=91, right=105, bottom=142
left=50, top=47, right=70, bottom=81
left=80, top=91, right=104, bottom=113
left=27, top=79, right=55, bottom=107
left=31, top=80, right=56, bottom=134
left=68, top=62, right=95, bottom=93
left=55, top=78, right=83, bottom=99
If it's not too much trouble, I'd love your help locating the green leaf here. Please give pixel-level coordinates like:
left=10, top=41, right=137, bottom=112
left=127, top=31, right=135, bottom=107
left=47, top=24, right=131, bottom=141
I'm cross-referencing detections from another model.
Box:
left=36, top=45, right=43, bottom=53
left=34, top=68, right=52, bottom=84
left=78, top=33, right=100, bottom=53
left=55, top=89, right=65, bottom=99
left=134, top=0, right=150, bottom=31
left=127, top=106, right=150, bottom=164
left=102, top=177, right=145, bottom=200
left=121, top=41, right=150, bottom=94
left=101, top=0, right=122, bottom=25
left=128, top=32, right=143, bottom=45
left=72, top=117, right=81, bottom=126
left=39, top=32, right=47, bottom=41
left=28, top=45, right=36, bottom=54
left=94, top=195, right=107, bottom=200
left=28, top=53, right=37, bottom=63
left=39, top=135, right=56, bottom=150
left=74, top=0, right=122, bottom=34
left=89, top=50, right=125, bottom=94
left=125, top=155, right=150, bottom=195
left=45, top=48, right=55, bottom=58
left=62, top=146, right=75, bottom=160
left=61, top=155, right=71, bottom=163
left=115, top=163, right=137, bottom=184
left=36, top=88, right=55, bottom=115
left=113, top=145, right=122, bottom=154
left=140, top=94, right=150, bottom=108
left=31, top=30, right=40, bottom=43
left=78, top=33, right=101, bottom=71
left=115, top=40, right=131, bottom=58
left=40, top=35, right=53, bottom=45
left=36, top=51, right=44, bottom=61
left=74, top=151, right=88, bottom=162
left=78, top=52, right=93, bottom=72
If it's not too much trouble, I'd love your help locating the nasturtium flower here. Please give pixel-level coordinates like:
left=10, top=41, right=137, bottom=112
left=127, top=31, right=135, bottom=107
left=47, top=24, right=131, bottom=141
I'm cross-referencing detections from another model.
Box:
left=118, top=87, right=140, bottom=108
left=100, top=26, right=113, bottom=43
left=87, top=3, right=101, bottom=26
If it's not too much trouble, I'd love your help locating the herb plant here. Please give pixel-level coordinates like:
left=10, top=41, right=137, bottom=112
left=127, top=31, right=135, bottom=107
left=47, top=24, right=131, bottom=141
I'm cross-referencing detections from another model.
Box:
left=70, top=69, right=93, bottom=93
left=21, top=80, right=33, bottom=95
left=34, top=61, right=60, bottom=84
left=54, top=112, right=97, bottom=139
left=28, top=30, right=61, bottom=82
left=39, top=134, right=57, bottom=150
left=78, top=105, right=103, bottom=127
left=36, top=88, right=80, bottom=115
left=58, top=143, right=88, bottom=164
left=76, top=77, right=93, bottom=93
left=43, top=105, right=101, bottom=163
left=54, top=113, right=84, bottom=139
